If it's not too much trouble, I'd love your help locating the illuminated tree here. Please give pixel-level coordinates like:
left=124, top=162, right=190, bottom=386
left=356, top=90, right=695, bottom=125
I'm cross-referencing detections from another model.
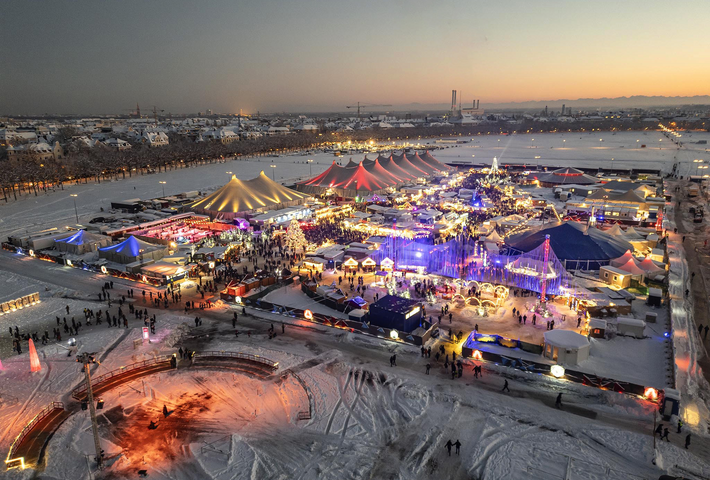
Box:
left=285, top=219, right=307, bottom=253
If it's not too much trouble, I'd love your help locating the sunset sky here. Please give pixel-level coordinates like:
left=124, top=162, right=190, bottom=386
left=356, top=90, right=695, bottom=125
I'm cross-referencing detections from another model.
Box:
left=4, top=0, right=709, bottom=114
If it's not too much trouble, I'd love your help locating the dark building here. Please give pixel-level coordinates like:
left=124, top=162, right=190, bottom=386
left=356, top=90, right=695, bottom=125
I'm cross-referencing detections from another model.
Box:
left=368, top=295, right=423, bottom=333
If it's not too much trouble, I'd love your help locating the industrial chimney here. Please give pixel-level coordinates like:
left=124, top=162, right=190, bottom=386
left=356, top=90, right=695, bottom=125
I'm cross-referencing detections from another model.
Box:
left=451, top=90, right=457, bottom=111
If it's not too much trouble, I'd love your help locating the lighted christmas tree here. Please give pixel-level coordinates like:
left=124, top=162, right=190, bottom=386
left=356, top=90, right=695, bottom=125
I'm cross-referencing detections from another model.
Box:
left=285, top=219, right=307, bottom=253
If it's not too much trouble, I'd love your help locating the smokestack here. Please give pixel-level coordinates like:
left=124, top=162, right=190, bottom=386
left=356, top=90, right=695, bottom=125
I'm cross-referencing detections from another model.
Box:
left=561, top=104, right=565, bottom=116
left=451, top=90, right=457, bottom=110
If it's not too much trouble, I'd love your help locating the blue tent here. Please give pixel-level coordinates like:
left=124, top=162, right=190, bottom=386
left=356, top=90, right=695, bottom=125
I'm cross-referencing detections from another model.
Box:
left=55, top=230, right=111, bottom=254
left=507, top=222, right=632, bottom=270
left=98, top=236, right=164, bottom=264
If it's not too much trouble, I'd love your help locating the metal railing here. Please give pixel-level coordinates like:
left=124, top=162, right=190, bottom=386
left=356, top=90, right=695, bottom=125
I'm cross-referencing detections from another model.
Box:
left=71, top=355, right=172, bottom=400
left=5, top=401, right=64, bottom=470
left=192, top=351, right=279, bottom=369
left=281, top=369, right=314, bottom=421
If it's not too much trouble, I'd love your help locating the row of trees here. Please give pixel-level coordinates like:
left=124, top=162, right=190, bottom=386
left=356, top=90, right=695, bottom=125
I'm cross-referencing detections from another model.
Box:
left=0, top=119, right=649, bottom=202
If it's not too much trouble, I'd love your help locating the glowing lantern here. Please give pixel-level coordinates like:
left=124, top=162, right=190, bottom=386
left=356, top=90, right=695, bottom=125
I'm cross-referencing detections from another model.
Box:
left=390, top=330, right=399, bottom=340
left=644, top=387, right=659, bottom=401
left=142, top=327, right=150, bottom=341
left=28, top=339, right=41, bottom=372
left=472, top=349, right=483, bottom=360
left=550, top=365, right=565, bottom=378
left=28, top=249, right=35, bottom=257
left=142, top=275, right=148, bottom=283
left=304, top=309, right=313, bottom=320
left=101, top=265, right=108, bottom=274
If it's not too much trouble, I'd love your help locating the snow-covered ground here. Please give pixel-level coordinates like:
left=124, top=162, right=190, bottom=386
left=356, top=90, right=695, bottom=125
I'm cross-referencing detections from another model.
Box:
left=2, top=132, right=710, bottom=479
left=2, top=131, right=708, bottom=242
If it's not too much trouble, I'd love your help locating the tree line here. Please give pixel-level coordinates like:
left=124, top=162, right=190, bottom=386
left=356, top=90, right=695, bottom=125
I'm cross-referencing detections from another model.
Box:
left=0, top=119, right=651, bottom=202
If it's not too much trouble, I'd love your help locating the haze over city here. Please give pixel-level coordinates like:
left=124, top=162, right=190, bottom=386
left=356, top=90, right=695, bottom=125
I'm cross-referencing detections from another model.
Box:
left=4, top=0, right=710, bottom=115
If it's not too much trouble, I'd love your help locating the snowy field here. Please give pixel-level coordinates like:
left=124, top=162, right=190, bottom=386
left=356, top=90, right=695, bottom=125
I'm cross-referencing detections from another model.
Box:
left=1, top=131, right=708, bottom=242
left=1, top=132, right=710, bottom=479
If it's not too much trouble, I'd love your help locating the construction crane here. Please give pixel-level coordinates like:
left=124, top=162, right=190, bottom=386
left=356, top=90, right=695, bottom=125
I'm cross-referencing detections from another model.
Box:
left=152, top=106, right=164, bottom=125
left=346, top=102, right=392, bottom=121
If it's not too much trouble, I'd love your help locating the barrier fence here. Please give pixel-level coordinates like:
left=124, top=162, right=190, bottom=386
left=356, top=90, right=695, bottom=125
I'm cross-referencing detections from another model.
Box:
left=71, top=356, right=173, bottom=400
left=5, top=401, right=64, bottom=470
left=192, top=351, right=279, bottom=370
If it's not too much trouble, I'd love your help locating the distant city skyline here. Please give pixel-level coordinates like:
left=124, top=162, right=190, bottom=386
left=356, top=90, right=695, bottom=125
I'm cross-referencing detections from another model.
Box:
left=4, top=0, right=709, bottom=115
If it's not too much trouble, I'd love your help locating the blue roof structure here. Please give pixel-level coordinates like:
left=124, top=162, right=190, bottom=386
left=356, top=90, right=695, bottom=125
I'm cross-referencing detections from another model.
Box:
left=507, top=222, right=632, bottom=263
left=55, top=230, right=87, bottom=246
left=99, top=236, right=154, bottom=256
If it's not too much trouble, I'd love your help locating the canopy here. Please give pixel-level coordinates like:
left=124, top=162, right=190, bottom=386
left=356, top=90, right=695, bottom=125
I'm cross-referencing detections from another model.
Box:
left=379, top=156, right=418, bottom=182
left=364, top=159, right=403, bottom=185
left=419, top=150, right=453, bottom=171
left=98, top=235, right=165, bottom=263
left=393, top=153, right=429, bottom=177
left=485, top=230, right=503, bottom=243
left=610, top=250, right=635, bottom=267
left=606, top=224, right=624, bottom=236
left=638, top=256, right=664, bottom=273
left=190, top=173, right=308, bottom=217
left=402, top=152, right=439, bottom=175
left=507, top=222, right=632, bottom=263
left=615, top=258, right=646, bottom=276
left=55, top=230, right=105, bottom=246
left=99, top=236, right=158, bottom=256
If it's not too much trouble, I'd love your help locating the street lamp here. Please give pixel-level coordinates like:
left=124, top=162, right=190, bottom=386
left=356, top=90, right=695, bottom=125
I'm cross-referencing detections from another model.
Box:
left=270, top=164, right=276, bottom=180
left=159, top=181, right=166, bottom=196
left=307, top=159, right=313, bottom=177
left=70, top=194, right=79, bottom=223
left=531, top=138, right=534, bottom=148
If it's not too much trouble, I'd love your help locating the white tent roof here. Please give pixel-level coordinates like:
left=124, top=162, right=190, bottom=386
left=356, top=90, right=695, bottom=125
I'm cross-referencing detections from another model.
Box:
left=486, top=230, right=503, bottom=243
left=610, top=250, right=634, bottom=267
left=544, top=330, right=590, bottom=349
left=606, top=224, right=624, bottom=236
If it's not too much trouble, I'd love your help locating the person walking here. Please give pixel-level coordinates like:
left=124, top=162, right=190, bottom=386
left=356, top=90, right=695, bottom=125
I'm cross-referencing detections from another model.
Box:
left=502, top=380, right=510, bottom=392
left=555, top=393, right=563, bottom=409
left=163, top=405, right=169, bottom=417
left=426, top=363, right=431, bottom=374
left=445, top=440, right=453, bottom=456
left=685, top=433, right=691, bottom=449
left=654, top=424, right=663, bottom=437
left=660, top=427, right=670, bottom=442
left=677, top=419, right=683, bottom=433
left=454, top=440, right=461, bottom=455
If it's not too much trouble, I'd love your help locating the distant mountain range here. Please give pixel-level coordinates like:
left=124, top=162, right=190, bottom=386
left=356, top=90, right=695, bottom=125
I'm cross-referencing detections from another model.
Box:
left=381, top=95, right=710, bottom=113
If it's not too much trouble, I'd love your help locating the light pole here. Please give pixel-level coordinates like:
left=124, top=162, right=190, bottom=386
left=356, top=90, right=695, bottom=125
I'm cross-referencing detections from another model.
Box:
left=70, top=194, right=79, bottom=223
left=78, top=353, right=103, bottom=469
left=307, top=159, right=313, bottom=177
left=562, top=139, right=566, bottom=148
left=270, top=164, right=276, bottom=181
left=531, top=138, right=534, bottom=149
left=159, top=181, right=166, bottom=196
